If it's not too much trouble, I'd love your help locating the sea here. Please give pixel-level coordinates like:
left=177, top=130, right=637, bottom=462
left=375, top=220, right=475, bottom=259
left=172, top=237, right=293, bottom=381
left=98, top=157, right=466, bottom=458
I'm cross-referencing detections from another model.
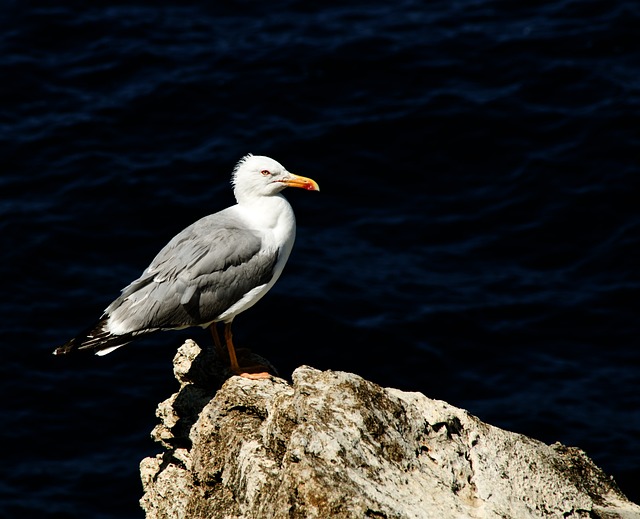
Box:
left=1, top=1, right=639, bottom=517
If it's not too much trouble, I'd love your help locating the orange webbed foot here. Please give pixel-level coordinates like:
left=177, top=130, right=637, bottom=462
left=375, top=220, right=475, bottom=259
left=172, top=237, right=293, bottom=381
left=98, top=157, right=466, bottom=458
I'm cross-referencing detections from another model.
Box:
left=233, top=364, right=274, bottom=380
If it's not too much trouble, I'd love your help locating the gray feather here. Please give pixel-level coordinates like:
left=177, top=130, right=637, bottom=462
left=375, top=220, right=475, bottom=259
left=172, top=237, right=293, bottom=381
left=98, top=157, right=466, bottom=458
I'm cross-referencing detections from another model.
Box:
left=105, top=209, right=279, bottom=333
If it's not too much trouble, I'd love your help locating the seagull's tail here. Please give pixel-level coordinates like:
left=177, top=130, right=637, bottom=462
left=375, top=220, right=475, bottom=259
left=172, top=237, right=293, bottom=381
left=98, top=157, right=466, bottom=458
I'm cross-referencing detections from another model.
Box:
left=54, top=316, right=135, bottom=356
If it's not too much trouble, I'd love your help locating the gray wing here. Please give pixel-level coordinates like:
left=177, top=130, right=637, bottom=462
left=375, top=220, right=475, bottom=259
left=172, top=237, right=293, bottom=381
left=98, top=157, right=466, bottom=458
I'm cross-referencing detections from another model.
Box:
left=106, top=209, right=279, bottom=333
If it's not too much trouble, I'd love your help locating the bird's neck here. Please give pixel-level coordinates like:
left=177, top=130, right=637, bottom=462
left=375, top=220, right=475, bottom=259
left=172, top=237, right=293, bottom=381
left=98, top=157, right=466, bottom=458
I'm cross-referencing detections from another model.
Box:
left=236, top=193, right=296, bottom=235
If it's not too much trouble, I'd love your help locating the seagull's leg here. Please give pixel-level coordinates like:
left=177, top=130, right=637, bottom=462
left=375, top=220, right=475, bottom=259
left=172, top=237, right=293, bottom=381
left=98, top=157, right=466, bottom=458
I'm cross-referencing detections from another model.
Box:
left=209, top=322, right=225, bottom=358
left=223, top=322, right=272, bottom=380
left=223, top=322, right=241, bottom=373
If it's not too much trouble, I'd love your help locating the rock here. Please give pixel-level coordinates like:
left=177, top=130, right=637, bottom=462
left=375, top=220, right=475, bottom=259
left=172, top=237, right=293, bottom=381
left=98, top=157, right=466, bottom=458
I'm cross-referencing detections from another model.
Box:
left=140, top=340, right=640, bottom=518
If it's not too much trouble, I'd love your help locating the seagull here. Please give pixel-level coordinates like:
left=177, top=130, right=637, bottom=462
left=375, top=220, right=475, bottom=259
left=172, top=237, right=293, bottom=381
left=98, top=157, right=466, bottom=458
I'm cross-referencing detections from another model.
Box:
left=54, top=154, right=319, bottom=379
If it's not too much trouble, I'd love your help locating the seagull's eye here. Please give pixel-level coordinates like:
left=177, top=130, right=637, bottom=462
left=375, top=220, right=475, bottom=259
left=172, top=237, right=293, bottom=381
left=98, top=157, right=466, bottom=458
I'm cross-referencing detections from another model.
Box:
left=260, top=169, right=272, bottom=177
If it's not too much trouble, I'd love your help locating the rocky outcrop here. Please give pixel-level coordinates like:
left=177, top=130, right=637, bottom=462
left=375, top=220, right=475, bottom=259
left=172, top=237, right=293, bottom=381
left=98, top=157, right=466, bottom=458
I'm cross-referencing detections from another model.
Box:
left=140, top=340, right=640, bottom=518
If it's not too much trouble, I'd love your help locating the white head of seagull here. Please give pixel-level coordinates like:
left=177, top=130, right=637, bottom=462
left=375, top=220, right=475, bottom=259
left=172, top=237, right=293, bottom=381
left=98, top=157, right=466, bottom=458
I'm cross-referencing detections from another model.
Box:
left=232, top=154, right=319, bottom=203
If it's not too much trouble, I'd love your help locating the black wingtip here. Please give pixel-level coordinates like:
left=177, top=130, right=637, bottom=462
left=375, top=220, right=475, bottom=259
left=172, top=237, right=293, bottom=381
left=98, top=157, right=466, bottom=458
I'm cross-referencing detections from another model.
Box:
left=53, top=334, right=106, bottom=356
left=54, top=316, right=136, bottom=356
left=53, top=341, right=76, bottom=356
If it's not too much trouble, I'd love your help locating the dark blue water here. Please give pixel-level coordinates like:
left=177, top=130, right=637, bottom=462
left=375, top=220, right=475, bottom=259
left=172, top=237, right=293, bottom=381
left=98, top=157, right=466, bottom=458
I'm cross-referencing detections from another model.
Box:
left=2, top=1, right=639, bottom=517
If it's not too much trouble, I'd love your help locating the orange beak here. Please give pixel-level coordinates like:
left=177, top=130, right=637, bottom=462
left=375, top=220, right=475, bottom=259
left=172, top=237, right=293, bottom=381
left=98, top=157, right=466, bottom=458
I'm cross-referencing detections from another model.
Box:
left=280, top=173, right=320, bottom=191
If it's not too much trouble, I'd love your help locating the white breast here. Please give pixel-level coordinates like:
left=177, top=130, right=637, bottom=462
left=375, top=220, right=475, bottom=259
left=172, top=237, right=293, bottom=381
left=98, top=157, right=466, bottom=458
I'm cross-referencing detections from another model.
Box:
left=216, top=194, right=297, bottom=322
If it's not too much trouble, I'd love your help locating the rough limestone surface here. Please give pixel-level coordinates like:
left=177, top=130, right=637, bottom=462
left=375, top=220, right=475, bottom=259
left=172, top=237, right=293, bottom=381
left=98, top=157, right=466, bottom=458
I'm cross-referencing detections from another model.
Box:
left=140, top=340, right=640, bottom=519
